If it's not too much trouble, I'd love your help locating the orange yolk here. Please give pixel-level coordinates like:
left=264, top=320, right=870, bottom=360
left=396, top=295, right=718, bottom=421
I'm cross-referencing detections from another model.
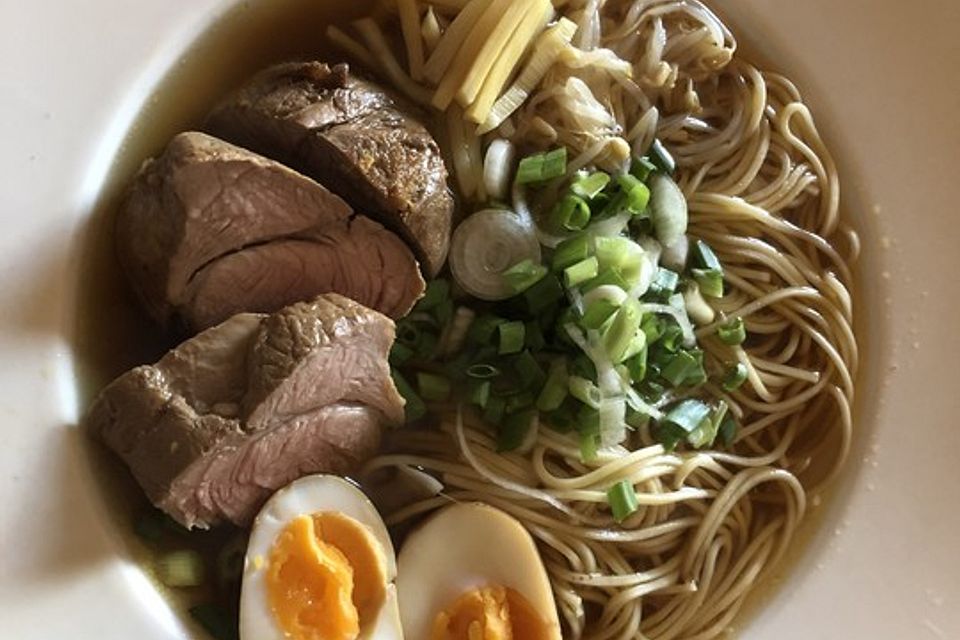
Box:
left=266, top=513, right=388, bottom=640
left=431, top=585, right=550, bottom=640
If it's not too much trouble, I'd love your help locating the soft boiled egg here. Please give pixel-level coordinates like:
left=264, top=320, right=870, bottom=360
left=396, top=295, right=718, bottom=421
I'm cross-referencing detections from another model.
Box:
left=240, top=474, right=402, bottom=640
left=396, top=502, right=562, bottom=640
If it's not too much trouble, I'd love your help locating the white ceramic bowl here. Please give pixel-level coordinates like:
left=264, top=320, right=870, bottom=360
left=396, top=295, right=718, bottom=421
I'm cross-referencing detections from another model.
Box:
left=1, top=0, right=957, bottom=637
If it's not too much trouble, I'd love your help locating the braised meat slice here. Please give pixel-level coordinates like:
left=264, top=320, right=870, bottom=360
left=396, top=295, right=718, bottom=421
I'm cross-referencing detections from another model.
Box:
left=117, top=131, right=424, bottom=331
left=206, top=62, right=453, bottom=277
left=86, top=294, right=404, bottom=528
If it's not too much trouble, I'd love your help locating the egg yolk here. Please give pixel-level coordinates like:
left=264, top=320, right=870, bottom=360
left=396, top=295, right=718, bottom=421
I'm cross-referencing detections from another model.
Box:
left=266, top=513, right=388, bottom=640
left=431, top=585, right=551, bottom=640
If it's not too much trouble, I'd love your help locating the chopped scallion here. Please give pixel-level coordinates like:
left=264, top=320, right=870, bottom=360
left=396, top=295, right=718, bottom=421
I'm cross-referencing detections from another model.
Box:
left=483, top=396, right=506, bottom=426
left=580, top=432, right=599, bottom=462
left=722, top=362, right=748, bottom=391
left=582, top=268, right=630, bottom=294
left=649, top=268, right=680, bottom=297
left=718, top=317, right=746, bottom=345
left=417, top=372, right=452, bottom=402
left=648, top=139, right=676, bottom=174
left=466, top=363, right=501, bottom=379
left=564, top=256, right=600, bottom=288
left=658, top=399, right=712, bottom=450
left=552, top=234, right=592, bottom=272
left=550, top=194, right=591, bottom=231
left=577, top=406, right=600, bottom=461
left=537, top=360, right=569, bottom=411
left=468, top=315, right=505, bottom=346
left=524, top=274, right=565, bottom=313
left=594, top=237, right=644, bottom=286
left=505, top=391, right=536, bottom=415
left=625, top=347, right=648, bottom=383
left=693, top=268, right=724, bottom=298
left=571, top=171, right=611, bottom=199
left=413, top=279, right=450, bottom=312
left=607, top=480, right=640, bottom=523
left=517, top=148, right=568, bottom=184
left=516, top=153, right=543, bottom=184
left=503, top=259, right=548, bottom=293
left=581, top=299, right=620, bottom=331
left=692, top=239, right=722, bottom=272
left=616, top=174, right=651, bottom=214
left=497, top=410, right=536, bottom=452
left=498, top=321, right=526, bottom=355
left=569, top=376, right=602, bottom=409
left=468, top=380, right=492, bottom=408
left=602, top=299, right=643, bottom=363
left=157, top=550, right=205, bottom=588
left=525, top=321, right=546, bottom=351
left=718, top=414, right=738, bottom=446
left=542, top=147, right=568, bottom=181
left=660, top=350, right=704, bottom=387
left=630, top=156, right=658, bottom=182
left=513, top=350, right=547, bottom=389
left=389, top=341, right=416, bottom=366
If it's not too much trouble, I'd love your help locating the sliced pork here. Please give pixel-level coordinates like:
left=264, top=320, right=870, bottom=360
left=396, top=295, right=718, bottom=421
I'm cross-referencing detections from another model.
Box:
left=206, top=61, right=454, bottom=277
left=86, top=294, right=404, bottom=529
left=117, top=131, right=424, bottom=331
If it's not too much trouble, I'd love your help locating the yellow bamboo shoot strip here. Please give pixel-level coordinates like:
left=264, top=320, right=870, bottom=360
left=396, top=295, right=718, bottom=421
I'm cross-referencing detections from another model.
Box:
left=477, top=17, right=577, bottom=134
left=421, top=7, right=443, bottom=54
left=432, top=0, right=512, bottom=110
left=326, top=25, right=378, bottom=69
left=353, top=18, right=434, bottom=106
left=455, top=0, right=536, bottom=107
left=397, top=0, right=425, bottom=81
left=423, top=0, right=488, bottom=84
left=465, top=0, right=553, bottom=124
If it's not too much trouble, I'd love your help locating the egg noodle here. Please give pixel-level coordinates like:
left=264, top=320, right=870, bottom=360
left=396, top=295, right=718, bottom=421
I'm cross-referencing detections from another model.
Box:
left=352, top=0, right=857, bottom=638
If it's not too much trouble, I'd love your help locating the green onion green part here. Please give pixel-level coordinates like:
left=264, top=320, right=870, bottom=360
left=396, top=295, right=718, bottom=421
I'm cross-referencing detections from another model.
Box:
left=551, top=194, right=592, bottom=231
left=552, top=234, right=592, bottom=272
left=503, top=259, right=548, bottom=293
left=718, top=317, right=746, bottom=345
left=498, top=321, right=526, bottom=355
left=616, top=174, right=651, bottom=214
left=722, top=362, right=749, bottom=391
left=469, top=380, right=492, bottom=408
left=564, top=257, right=600, bottom=288
left=497, top=410, right=536, bottom=452
left=607, top=480, right=640, bottom=523
left=417, top=372, right=452, bottom=402
left=524, top=274, right=565, bottom=313
left=571, top=171, right=611, bottom=199
left=537, top=360, right=570, bottom=412
left=648, top=139, right=676, bottom=174
left=156, top=549, right=206, bottom=588
left=466, top=363, right=501, bottom=379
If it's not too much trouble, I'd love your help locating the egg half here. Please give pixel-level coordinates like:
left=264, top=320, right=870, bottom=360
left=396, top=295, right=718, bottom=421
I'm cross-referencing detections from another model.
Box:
left=240, top=475, right=402, bottom=640
left=397, top=502, right=562, bottom=640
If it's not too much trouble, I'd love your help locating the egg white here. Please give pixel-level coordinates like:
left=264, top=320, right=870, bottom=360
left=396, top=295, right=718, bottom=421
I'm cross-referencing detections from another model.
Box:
left=396, top=502, right=562, bottom=640
left=239, top=475, right=401, bottom=640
